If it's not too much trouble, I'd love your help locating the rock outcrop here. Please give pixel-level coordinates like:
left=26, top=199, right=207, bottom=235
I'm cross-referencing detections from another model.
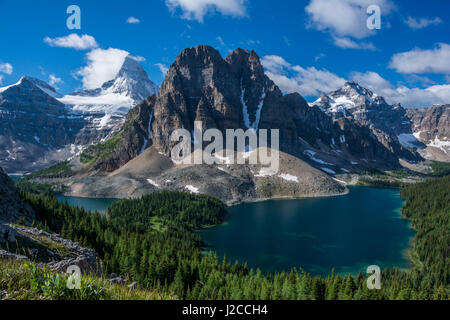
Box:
left=0, top=77, right=86, bottom=173
left=0, top=166, right=101, bottom=276
left=1, top=224, right=102, bottom=276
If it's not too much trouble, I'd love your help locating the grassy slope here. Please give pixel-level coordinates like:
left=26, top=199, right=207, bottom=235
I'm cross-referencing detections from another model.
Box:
left=0, top=260, right=175, bottom=300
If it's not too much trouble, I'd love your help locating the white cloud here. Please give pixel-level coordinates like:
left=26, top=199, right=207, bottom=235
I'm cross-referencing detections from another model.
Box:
left=389, top=43, right=450, bottom=74
left=315, top=53, right=326, bottom=61
left=155, top=63, right=169, bottom=76
left=166, top=0, right=247, bottom=22
left=283, top=36, right=292, bottom=47
left=262, top=54, right=450, bottom=107
left=0, top=63, right=13, bottom=75
left=261, top=55, right=346, bottom=97
left=306, top=0, right=395, bottom=38
left=48, top=74, right=63, bottom=88
left=305, top=0, right=395, bottom=49
left=350, top=71, right=450, bottom=107
left=332, top=36, right=375, bottom=50
left=132, top=56, right=146, bottom=62
left=44, top=34, right=98, bottom=50
left=216, top=36, right=225, bottom=46
left=404, top=16, right=442, bottom=30
left=76, top=48, right=130, bottom=89
left=126, top=17, right=140, bottom=24
left=0, top=62, right=12, bottom=84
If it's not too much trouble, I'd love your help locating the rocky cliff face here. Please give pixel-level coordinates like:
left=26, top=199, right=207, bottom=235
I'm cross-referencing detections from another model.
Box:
left=79, top=46, right=406, bottom=177
left=145, top=46, right=403, bottom=169
left=406, top=105, right=450, bottom=159
left=83, top=96, right=156, bottom=172
left=0, top=77, right=86, bottom=172
left=312, top=81, right=422, bottom=162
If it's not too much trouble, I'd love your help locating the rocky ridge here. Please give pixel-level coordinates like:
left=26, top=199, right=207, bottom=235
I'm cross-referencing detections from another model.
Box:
left=406, top=105, right=450, bottom=160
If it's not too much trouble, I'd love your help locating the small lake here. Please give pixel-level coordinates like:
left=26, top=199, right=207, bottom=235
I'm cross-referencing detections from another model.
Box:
left=201, top=186, right=415, bottom=276
left=56, top=196, right=117, bottom=213
left=8, top=174, right=25, bottom=181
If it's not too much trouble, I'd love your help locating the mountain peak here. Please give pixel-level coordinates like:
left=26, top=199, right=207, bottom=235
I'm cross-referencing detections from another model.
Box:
left=173, top=45, right=224, bottom=69
left=0, top=76, right=61, bottom=99
left=101, top=55, right=159, bottom=102
left=115, top=55, right=148, bottom=80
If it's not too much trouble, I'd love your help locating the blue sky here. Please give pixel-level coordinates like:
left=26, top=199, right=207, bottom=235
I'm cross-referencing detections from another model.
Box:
left=0, top=0, right=449, bottom=107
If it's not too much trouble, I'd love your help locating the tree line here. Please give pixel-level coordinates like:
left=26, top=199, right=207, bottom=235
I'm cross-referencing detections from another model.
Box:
left=19, top=177, right=449, bottom=300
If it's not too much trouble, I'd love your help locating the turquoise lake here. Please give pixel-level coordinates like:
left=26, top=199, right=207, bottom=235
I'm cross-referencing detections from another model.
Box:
left=56, top=196, right=118, bottom=213
left=201, top=186, right=415, bottom=276
left=53, top=187, right=415, bottom=276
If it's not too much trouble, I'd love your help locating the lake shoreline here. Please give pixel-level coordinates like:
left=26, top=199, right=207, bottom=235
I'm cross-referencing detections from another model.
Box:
left=201, top=186, right=416, bottom=276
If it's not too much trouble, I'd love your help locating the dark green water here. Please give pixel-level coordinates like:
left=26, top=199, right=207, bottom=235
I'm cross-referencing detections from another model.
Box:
left=201, top=187, right=415, bottom=276
left=56, top=196, right=117, bottom=213
left=8, top=174, right=24, bottom=181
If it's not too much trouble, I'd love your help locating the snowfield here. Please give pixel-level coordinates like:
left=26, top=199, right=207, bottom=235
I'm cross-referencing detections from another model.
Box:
left=185, top=185, right=200, bottom=194
left=278, top=173, right=299, bottom=183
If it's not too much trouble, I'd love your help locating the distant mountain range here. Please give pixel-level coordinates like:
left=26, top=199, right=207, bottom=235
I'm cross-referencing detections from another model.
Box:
left=0, top=45, right=449, bottom=203
left=0, top=55, right=158, bottom=173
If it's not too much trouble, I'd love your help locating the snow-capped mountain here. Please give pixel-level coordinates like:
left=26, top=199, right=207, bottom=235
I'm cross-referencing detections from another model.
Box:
left=60, top=55, right=159, bottom=115
left=312, top=81, right=412, bottom=136
left=0, top=56, right=159, bottom=172
left=406, top=105, right=450, bottom=160
left=0, top=76, right=85, bottom=172
left=311, top=81, right=422, bottom=162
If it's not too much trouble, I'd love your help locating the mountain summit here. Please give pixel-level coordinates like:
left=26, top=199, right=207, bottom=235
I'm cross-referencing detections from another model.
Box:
left=311, top=81, right=421, bottom=162
left=103, top=55, right=159, bottom=103
left=60, top=55, right=158, bottom=115
left=0, top=56, right=159, bottom=172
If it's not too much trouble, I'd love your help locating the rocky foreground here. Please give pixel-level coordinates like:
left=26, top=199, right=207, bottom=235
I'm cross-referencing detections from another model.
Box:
left=1, top=167, right=101, bottom=276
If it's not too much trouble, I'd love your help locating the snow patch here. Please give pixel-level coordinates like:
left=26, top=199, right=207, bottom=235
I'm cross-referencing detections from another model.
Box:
left=321, top=167, right=336, bottom=175
left=99, top=114, right=112, bottom=128
left=332, top=177, right=347, bottom=185
left=279, top=173, right=299, bottom=183
left=254, top=168, right=277, bottom=177
left=214, top=153, right=232, bottom=165
left=185, top=185, right=199, bottom=194
left=304, top=150, right=332, bottom=165
left=147, top=179, right=160, bottom=188
left=59, top=93, right=134, bottom=115
left=240, top=78, right=266, bottom=130
left=428, top=136, right=450, bottom=154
